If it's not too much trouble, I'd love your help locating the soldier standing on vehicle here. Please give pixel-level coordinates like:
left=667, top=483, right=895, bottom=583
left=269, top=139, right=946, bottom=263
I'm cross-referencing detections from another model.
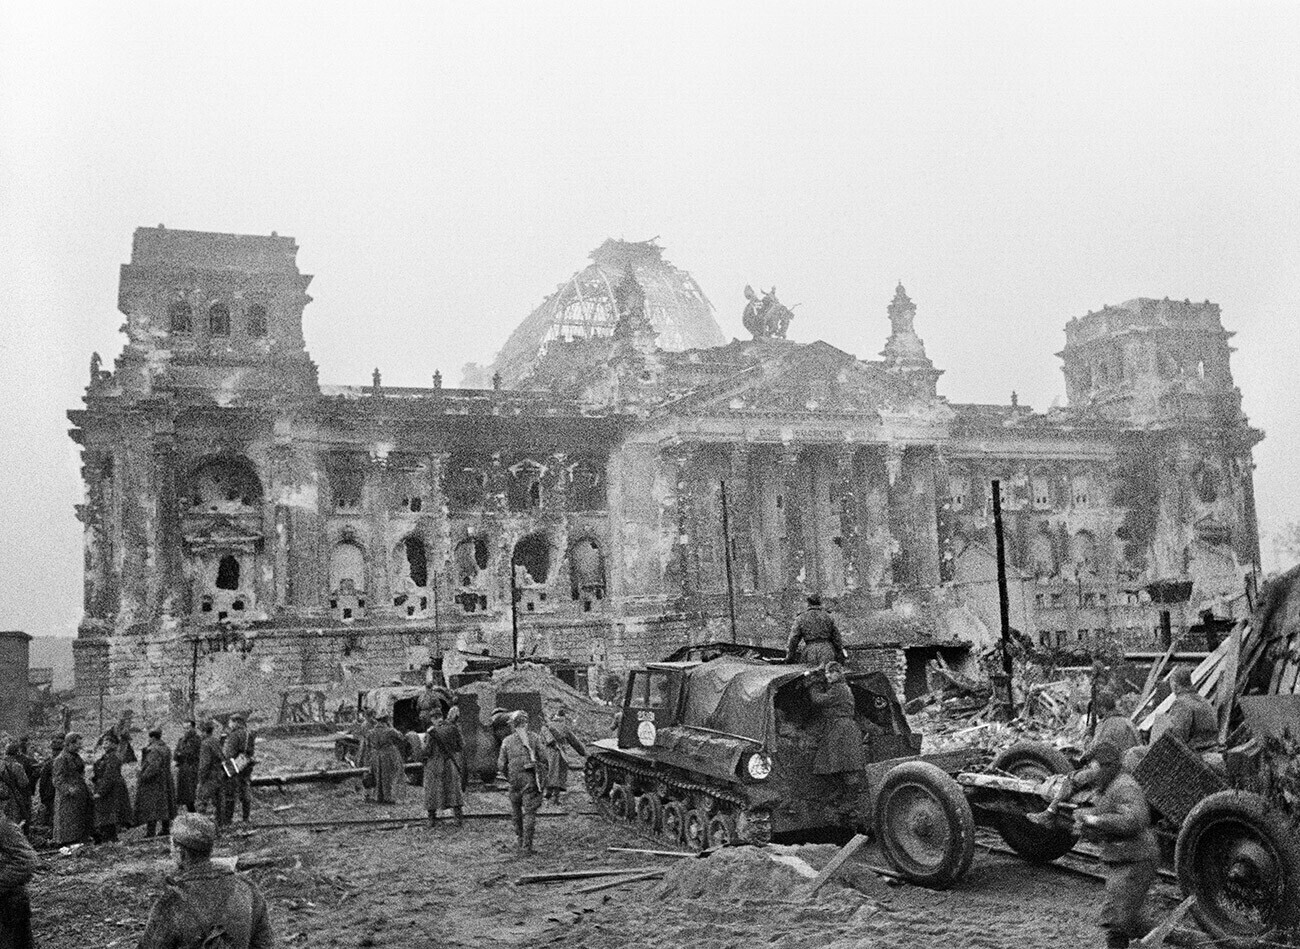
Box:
left=137, top=813, right=273, bottom=949
left=807, top=662, right=865, bottom=789
left=497, top=711, right=547, bottom=856
left=1073, top=742, right=1159, bottom=948
left=786, top=594, right=847, bottom=665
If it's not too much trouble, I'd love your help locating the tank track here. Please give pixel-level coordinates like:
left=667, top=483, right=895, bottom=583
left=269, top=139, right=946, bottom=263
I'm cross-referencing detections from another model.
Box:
left=586, top=749, right=772, bottom=847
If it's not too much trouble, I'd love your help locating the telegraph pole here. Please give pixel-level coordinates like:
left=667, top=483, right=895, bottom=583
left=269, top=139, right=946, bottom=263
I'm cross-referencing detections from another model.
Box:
left=509, top=563, right=520, bottom=668
left=720, top=480, right=738, bottom=643
left=991, top=480, right=1016, bottom=712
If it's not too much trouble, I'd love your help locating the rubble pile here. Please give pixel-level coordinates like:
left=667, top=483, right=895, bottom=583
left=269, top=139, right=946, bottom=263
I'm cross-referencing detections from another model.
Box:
left=456, top=662, right=612, bottom=738
left=656, top=844, right=866, bottom=904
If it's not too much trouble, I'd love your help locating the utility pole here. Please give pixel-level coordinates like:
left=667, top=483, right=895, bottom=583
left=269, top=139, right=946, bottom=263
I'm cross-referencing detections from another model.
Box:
left=720, top=479, right=738, bottom=643
left=189, top=638, right=199, bottom=718
left=510, top=562, right=520, bottom=668
left=991, top=480, right=1016, bottom=712
left=431, top=571, right=441, bottom=661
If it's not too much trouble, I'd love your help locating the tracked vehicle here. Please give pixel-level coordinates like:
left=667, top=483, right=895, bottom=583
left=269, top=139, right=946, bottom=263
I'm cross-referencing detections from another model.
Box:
left=584, top=656, right=976, bottom=860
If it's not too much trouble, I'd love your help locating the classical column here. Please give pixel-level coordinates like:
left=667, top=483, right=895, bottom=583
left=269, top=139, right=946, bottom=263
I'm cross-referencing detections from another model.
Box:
left=909, top=446, right=942, bottom=588
left=727, top=445, right=757, bottom=593
left=835, top=446, right=862, bottom=592
left=663, top=442, right=700, bottom=610
left=779, top=445, right=805, bottom=591
left=859, top=446, right=891, bottom=592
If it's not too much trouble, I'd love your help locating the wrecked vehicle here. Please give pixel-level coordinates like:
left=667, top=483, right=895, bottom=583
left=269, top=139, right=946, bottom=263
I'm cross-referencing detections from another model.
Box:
left=584, top=656, right=980, bottom=878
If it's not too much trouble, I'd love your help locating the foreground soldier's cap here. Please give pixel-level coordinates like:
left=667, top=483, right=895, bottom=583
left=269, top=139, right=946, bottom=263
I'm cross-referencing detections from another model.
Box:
left=1168, top=667, right=1193, bottom=689
left=171, top=813, right=217, bottom=850
left=230, top=713, right=246, bottom=723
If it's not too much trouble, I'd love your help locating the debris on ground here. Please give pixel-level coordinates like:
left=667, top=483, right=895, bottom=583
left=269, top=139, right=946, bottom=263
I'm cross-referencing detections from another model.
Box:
left=456, top=662, right=611, bottom=737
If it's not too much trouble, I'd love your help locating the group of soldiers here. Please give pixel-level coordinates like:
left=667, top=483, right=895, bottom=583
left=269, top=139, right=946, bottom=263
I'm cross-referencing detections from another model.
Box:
left=354, top=681, right=588, bottom=856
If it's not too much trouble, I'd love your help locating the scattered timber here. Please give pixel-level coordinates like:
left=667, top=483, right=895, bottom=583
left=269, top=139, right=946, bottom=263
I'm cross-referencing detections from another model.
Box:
left=605, top=847, right=693, bottom=858
left=517, top=867, right=662, bottom=884
left=1137, top=896, right=1196, bottom=947
left=573, top=870, right=666, bottom=894
left=803, top=833, right=869, bottom=898
left=248, top=812, right=563, bottom=830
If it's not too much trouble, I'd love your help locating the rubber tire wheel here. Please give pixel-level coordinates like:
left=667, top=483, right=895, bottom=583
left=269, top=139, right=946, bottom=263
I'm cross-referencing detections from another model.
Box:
left=661, top=801, right=687, bottom=845
left=584, top=758, right=612, bottom=802
left=609, top=785, right=633, bottom=822
left=988, top=741, right=1078, bottom=864
left=683, top=808, right=710, bottom=853
left=707, top=812, right=737, bottom=848
left=1176, top=789, right=1300, bottom=947
left=636, top=794, right=663, bottom=833
left=873, top=760, right=975, bottom=889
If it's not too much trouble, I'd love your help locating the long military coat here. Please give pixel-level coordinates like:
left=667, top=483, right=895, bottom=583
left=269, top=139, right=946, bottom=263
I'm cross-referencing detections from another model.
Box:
left=51, top=749, right=92, bottom=845
left=422, top=723, right=464, bottom=811
left=92, top=747, right=133, bottom=829
left=173, top=729, right=201, bottom=807
left=134, top=739, right=177, bottom=824
left=808, top=679, right=865, bottom=775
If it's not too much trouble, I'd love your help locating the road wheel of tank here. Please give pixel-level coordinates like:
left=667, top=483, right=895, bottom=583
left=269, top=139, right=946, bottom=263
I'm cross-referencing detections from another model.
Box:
left=707, top=813, right=737, bottom=848
left=1176, top=790, right=1300, bottom=947
left=661, top=801, right=688, bottom=845
left=988, top=742, right=1078, bottom=864
left=874, top=761, right=975, bottom=889
left=635, top=793, right=663, bottom=833
left=609, top=784, right=633, bottom=822
left=584, top=758, right=612, bottom=802
left=683, top=808, right=710, bottom=852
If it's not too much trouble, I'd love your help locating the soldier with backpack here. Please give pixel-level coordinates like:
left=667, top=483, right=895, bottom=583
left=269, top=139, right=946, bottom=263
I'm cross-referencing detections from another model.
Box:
left=137, top=813, right=273, bottom=948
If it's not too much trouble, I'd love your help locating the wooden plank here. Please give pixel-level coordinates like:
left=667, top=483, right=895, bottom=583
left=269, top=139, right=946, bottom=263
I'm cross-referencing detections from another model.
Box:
left=573, top=870, right=665, bottom=894
left=1138, top=895, right=1196, bottom=947
left=1218, top=622, right=1244, bottom=742
left=606, top=847, right=692, bottom=858
left=517, top=867, right=662, bottom=884
left=805, top=833, right=869, bottom=898
left=1138, top=642, right=1229, bottom=733
left=1133, top=636, right=1180, bottom=722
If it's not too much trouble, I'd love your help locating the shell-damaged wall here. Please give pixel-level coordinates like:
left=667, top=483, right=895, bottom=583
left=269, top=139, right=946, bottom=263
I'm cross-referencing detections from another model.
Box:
left=68, top=228, right=1263, bottom=723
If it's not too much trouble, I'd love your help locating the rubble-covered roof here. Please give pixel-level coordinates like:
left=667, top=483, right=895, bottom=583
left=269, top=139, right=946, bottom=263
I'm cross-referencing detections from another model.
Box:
left=492, top=238, right=726, bottom=387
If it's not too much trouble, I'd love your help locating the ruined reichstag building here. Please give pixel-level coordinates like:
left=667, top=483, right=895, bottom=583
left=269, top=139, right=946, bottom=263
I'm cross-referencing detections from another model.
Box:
left=69, top=227, right=1262, bottom=719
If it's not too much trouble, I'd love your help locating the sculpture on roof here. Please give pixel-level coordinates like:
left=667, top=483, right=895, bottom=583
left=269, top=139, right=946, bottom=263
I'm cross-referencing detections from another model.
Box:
left=742, top=285, right=794, bottom=340
left=612, top=260, right=652, bottom=339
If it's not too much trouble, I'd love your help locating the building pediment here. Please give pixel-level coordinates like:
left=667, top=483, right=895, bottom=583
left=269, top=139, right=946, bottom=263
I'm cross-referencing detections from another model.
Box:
left=660, top=340, right=942, bottom=421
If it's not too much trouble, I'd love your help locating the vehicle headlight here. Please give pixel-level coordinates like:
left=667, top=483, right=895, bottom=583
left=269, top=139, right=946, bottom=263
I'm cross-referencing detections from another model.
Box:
left=746, top=752, right=772, bottom=780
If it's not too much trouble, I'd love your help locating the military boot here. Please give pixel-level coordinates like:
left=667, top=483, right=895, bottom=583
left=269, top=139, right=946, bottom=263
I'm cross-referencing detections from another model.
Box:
left=522, top=814, right=537, bottom=855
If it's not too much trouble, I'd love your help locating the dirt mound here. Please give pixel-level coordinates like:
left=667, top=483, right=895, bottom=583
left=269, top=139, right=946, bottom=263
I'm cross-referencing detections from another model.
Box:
left=456, top=662, right=613, bottom=739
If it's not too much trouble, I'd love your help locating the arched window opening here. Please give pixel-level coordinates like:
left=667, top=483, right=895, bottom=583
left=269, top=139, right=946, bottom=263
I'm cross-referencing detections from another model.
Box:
left=169, top=302, right=193, bottom=334
left=512, top=534, right=551, bottom=585
left=1029, top=530, right=1056, bottom=578
left=215, top=555, right=240, bottom=591
left=329, top=541, right=367, bottom=620
left=403, top=536, right=428, bottom=588
left=187, top=456, right=263, bottom=511
left=209, top=303, right=231, bottom=337
left=453, top=536, right=490, bottom=613
left=247, top=304, right=268, bottom=338
left=1071, top=530, right=1098, bottom=575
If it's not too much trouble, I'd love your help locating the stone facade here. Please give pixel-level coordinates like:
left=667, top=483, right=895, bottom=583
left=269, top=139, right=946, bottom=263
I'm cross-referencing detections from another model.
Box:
left=68, top=228, right=1263, bottom=720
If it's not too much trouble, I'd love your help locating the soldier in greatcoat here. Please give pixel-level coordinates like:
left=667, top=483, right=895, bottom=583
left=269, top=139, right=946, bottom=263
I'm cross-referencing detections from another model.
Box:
left=91, top=732, right=132, bottom=842
left=540, top=709, right=587, bottom=806
left=370, top=714, right=406, bottom=805
left=135, top=727, right=177, bottom=837
left=786, top=594, right=847, bottom=665
left=0, top=741, right=31, bottom=827
left=51, top=733, right=92, bottom=845
left=35, top=736, right=63, bottom=827
left=0, top=810, right=37, bottom=949
left=195, top=721, right=230, bottom=827
left=173, top=720, right=200, bottom=814
left=497, top=711, right=548, bottom=855
left=422, top=707, right=464, bottom=827
left=807, top=662, right=865, bottom=786
left=222, top=713, right=256, bottom=823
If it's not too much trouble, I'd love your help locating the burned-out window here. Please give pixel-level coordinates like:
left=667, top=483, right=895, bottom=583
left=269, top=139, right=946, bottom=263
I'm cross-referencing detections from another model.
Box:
left=187, top=456, right=262, bottom=512
left=209, top=303, right=231, bottom=337
left=512, top=534, right=551, bottom=585
left=215, top=555, right=241, bottom=590
left=568, top=459, right=605, bottom=510
left=447, top=461, right=487, bottom=510
left=507, top=460, right=545, bottom=511
left=169, top=302, right=193, bottom=334
left=247, top=304, right=268, bottom=338
left=329, top=460, right=364, bottom=511
left=568, top=538, right=606, bottom=612
left=454, top=536, right=489, bottom=586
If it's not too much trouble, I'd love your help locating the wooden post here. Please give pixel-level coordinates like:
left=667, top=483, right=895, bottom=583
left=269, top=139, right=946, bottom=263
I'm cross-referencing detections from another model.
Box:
left=1217, top=622, right=1243, bottom=743
left=804, top=832, right=869, bottom=897
left=720, top=479, right=738, bottom=643
left=510, top=564, right=520, bottom=669
left=1137, top=895, right=1195, bottom=947
left=991, top=480, right=1016, bottom=711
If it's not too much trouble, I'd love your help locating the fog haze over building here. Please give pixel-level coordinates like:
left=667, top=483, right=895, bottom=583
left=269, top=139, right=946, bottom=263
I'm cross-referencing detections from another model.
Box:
left=1, top=1, right=1297, bottom=639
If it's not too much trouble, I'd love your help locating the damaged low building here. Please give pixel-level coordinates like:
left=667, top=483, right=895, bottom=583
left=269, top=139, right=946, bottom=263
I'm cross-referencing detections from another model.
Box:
left=67, top=226, right=1264, bottom=720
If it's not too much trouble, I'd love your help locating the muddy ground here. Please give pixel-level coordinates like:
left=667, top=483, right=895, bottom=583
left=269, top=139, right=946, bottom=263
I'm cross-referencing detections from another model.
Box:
left=29, top=737, right=1198, bottom=949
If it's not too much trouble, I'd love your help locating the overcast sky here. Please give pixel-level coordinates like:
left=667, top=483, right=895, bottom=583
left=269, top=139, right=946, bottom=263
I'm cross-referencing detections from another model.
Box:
left=2, top=2, right=1297, bottom=639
